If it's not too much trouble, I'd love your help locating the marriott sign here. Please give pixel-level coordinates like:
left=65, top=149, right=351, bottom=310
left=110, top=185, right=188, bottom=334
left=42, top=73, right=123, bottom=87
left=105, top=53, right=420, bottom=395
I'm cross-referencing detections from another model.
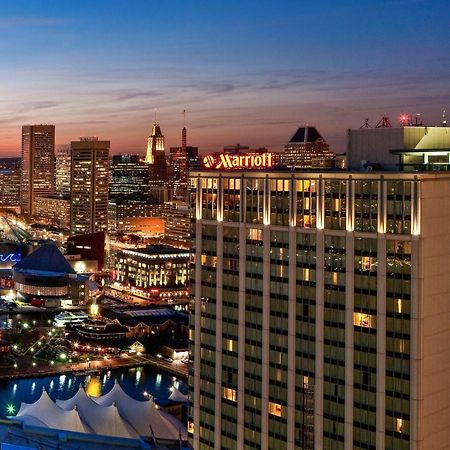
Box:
left=202, top=152, right=274, bottom=170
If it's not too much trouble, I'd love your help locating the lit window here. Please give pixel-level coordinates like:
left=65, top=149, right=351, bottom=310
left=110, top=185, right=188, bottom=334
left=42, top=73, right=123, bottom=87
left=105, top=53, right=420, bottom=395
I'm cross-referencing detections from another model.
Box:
left=268, top=402, right=282, bottom=417
left=275, top=369, right=282, bottom=382
left=248, top=228, right=262, bottom=241
left=226, top=339, right=234, bottom=352
left=396, top=418, right=403, bottom=433
left=188, top=421, right=194, bottom=434
left=353, top=312, right=374, bottom=328
left=396, top=299, right=402, bottom=313
left=302, top=268, right=310, bottom=281
left=223, top=387, right=237, bottom=402
left=332, top=271, right=338, bottom=285
left=360, top=256, right=375, bottom=271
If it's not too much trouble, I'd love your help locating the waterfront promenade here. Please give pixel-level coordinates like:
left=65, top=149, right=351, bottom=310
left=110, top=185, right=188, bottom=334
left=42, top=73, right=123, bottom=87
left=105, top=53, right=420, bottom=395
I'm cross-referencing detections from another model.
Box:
left=0, top=353, right=188, bottom=381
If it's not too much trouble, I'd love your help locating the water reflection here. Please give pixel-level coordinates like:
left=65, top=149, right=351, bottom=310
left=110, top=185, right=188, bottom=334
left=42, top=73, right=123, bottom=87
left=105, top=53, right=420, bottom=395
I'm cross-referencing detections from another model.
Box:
left=0, top=366, right=187, bottom=416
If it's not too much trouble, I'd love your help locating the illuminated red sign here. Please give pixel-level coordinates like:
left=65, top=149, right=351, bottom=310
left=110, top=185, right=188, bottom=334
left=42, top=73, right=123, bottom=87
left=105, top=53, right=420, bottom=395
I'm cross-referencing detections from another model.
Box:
left=202, top=153, right=273, bottom=170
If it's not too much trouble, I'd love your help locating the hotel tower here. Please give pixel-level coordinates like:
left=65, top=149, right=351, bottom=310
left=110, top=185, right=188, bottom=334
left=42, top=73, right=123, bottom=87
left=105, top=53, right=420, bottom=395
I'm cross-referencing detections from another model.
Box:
left=188, top=127, right=450, bottom=450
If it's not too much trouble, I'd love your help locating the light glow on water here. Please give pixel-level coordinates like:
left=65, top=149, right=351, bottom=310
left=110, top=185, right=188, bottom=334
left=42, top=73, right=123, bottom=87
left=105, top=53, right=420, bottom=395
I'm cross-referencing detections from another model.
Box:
left=0, top=367, right=187, bottom=414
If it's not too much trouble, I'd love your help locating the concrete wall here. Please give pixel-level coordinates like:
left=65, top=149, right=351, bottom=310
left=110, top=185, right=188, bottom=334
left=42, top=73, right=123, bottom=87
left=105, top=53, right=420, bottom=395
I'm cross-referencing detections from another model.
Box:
left=418, top=176, right=450, bottom=450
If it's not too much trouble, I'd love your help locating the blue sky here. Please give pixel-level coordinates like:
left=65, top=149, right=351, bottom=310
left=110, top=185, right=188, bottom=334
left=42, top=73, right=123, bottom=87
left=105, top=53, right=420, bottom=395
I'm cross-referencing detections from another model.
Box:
left=0, top=0, right=449, bottom=154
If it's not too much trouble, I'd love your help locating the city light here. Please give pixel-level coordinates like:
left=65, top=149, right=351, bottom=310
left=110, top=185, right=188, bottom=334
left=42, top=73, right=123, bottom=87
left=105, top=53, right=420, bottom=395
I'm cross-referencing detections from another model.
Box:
left=6, top=404, right=15, bottom=415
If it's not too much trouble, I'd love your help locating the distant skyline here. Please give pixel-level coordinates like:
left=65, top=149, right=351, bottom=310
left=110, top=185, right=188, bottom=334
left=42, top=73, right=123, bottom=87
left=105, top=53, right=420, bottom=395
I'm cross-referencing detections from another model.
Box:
left=0, top=0, right=449, bottom=156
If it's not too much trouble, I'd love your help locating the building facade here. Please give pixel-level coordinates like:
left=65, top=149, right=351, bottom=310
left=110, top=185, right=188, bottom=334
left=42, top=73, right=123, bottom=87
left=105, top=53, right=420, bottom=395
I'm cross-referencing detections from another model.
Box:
left=110, top=154, right=150, bottom=198
left=34, top=195, right=70, bottom=229
left=20, top=125, right=55, bottom=215
left=55, top=144, right=71, bottom=196
left=115, top=244, right=189, bottom=296
left=0, top=168, right=20, bottom=208
left=70, top=138, right=109, bottom=235
left=189, top=170, right=450, bottom=450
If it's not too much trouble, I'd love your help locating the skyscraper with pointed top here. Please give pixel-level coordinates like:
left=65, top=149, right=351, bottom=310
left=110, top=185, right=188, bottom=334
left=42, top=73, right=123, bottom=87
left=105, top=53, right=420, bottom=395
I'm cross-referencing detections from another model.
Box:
left=145, top=122, right=165, bottom=165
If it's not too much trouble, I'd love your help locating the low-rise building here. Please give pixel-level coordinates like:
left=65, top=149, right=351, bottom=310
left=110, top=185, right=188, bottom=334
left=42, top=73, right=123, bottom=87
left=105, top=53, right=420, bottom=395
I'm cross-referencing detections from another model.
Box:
left=34, top=195, right=70, bottom=229
left=115, top=244, right=189, bottom=296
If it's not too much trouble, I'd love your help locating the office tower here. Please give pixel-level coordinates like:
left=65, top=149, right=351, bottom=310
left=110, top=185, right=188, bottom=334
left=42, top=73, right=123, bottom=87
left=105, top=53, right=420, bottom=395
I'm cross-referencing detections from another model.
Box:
left=55, top=144, right=71, bottom=196
left=281, top=126, right=336, bottom=169
left=187, top=146, right=200, bottom=171
left=146, top=122, right=169, bottom=184
left=145, top=122, right=164, bottom=164
left=20, top=124, right=55, bottom=215
left=70, top=138, right=109, bottom=235
left=169, top=125, right=189, bottom=201
left=110, top=154, right=150, bottom=199
left=108, top=154, right=154, bottom=231
left=0, top=158, right=21, bottom=208
left=144, top=122, right=171, bottom=202
left=189, top=163, right=450, bottom=449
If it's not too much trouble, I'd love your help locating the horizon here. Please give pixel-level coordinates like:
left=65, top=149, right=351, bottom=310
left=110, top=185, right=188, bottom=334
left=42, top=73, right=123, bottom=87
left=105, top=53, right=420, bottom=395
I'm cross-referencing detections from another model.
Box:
left=0, top=0, right=449, bottom=156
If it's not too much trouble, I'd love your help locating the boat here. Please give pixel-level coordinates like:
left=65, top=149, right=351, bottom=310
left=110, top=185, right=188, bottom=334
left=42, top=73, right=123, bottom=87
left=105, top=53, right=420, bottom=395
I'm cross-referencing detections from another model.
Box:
left=54, top=311, right=89, bottom=327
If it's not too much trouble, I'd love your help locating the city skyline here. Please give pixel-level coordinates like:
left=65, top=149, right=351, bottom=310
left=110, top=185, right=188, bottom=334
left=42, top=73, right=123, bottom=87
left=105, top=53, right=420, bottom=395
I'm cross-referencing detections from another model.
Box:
left=0, top=0, right=449, bottom=155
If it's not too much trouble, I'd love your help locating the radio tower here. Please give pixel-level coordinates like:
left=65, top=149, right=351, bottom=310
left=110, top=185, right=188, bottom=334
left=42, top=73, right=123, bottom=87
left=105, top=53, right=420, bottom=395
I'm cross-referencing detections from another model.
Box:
left=182, top=109, right=187, bottom=152
left=179, top=109, right=188, bottom=201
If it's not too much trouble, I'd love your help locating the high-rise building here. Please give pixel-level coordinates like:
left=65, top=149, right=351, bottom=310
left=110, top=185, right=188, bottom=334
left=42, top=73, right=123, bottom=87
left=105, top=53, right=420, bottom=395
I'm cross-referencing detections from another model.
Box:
left=70, top=138, right=109, bottom=235
left=55, top=144, right=71, bottom=196
left=189, top=164, right=450, bottom=449
left=0, top=158, right=21, bottom=208
left=281, top=126, right=336, bottom=169
left=187, top=145, right=200, bottom=171
left=20, top=125, right=55, bottom=215
left=108, top=154, right=155, bottom=232
left=170, top=124, right=189, bottom=201
left=110, top=154, right=150, bottom=199
left=144, top=122, right=171, bottom=202
left=146, top=123, right=169, bottom=184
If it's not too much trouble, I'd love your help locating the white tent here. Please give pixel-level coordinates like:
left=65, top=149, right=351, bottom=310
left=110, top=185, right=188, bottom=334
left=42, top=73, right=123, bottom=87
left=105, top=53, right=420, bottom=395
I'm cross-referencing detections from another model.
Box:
left=16, top=389, right=87, bottom=433
left=94, top=380, right=187, bottom=441
left=168, top=386, right=188, bottom=403
left=56, top=385, right=138, bottom=438
left=14, top=382, right=187, bottom=442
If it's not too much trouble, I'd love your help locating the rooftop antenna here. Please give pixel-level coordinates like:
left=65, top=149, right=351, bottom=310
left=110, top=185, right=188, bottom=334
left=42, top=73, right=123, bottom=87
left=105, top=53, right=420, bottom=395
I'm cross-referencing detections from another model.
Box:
left=182, top=109, right=186, bottom=127
left=360, top=118, right=371, bottom=129
left=375, top=115, right=392, bottom=128
left=154, top=108, right=157, bottom=124
left=414, top=113, right=423, bottom=126
left=442, top=110, right=447, bottom=127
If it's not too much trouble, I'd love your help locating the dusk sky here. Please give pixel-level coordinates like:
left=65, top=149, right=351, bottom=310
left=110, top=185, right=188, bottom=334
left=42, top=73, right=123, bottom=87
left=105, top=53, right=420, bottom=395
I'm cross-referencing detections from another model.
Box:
left=0, top=0, right=449, bottom=156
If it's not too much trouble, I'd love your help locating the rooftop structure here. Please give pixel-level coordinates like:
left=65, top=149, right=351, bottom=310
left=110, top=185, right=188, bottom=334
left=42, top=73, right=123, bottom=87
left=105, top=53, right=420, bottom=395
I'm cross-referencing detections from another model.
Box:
left=347, top=125, right=450, bottom=171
